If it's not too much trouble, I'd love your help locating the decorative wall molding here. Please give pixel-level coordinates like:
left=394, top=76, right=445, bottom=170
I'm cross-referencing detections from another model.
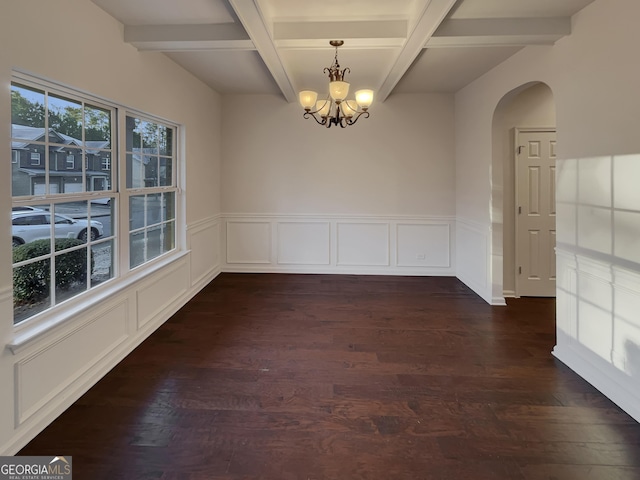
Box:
left=277, top=221, right=331, bottom=266
left=553, top=332, right=640, bottom=424
left=456, top=217, right=491, bottom=303
left=188, top=216, right=221, bottom=288
left=555, top=243, right=640, bottom=424
left=15, top=299, right=130, bottom=426
left=221, top=213, right=456, bottom=276
left=226, top=221, right=271, bottom=264
left=136, top=260, right=189, bottom=330
left=3, top=211, right=225, bottom=455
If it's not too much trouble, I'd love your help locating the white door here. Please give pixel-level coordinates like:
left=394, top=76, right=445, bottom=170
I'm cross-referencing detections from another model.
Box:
left=515, top=129, right=556, bottom=297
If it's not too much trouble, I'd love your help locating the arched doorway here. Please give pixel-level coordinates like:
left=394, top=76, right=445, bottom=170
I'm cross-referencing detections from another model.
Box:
left=491, top=82, right=557, bottom=300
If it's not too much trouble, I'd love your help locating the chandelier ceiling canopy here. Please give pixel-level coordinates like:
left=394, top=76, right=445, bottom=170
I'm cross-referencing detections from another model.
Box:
left=298, top=40, right=373, bottom=129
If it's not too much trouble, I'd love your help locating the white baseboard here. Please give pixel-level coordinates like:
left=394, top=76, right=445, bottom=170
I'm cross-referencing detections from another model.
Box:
left=553, top=333, right=640, bottom=424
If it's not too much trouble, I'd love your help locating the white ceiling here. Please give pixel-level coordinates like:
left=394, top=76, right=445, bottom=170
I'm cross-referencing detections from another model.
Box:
left=91, top=0, right=596, bottom=102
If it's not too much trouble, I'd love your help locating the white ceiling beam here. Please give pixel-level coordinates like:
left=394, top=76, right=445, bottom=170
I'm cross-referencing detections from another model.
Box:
left=227, top=0, right=297, bottom=102
left=377, top=0, right=458, bottom=102
left=427, top=17, right=571, bottom=47
left=124, top=24, right=254, bottom=51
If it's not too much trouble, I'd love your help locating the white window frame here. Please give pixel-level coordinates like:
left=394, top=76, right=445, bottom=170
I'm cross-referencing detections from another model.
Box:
left=12, top=150, right=19, bottom=163
left=30, top=152, right=41, bottom=165
left=66, top=154, right=75, bottom=169
left=101, top=156, right=111, bottom=171
left=121, top=112, right=179, bottom=273
left=10, top=72, right=184, bottom=336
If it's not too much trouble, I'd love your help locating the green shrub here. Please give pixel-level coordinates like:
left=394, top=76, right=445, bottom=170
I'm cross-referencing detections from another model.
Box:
left=13, top=239, right=93, bottom=305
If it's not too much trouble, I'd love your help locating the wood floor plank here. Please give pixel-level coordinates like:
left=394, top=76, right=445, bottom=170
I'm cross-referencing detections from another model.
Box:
left=18, top=273, right=640, bottom=480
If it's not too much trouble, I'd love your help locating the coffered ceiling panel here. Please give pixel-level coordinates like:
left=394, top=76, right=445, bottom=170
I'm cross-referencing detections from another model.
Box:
left=91, top=0, right=598, bottom=101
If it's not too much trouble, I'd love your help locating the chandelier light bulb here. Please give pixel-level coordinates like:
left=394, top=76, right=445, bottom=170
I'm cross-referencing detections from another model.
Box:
left=342, top=100, right=358, bottom=118
left=355, top=89, right=374, bottom=110
left=299, top=90, right=318, bottom=110
left=316, top=99, right=331, bottom=118
left=329, top=81, right=350, bottom=102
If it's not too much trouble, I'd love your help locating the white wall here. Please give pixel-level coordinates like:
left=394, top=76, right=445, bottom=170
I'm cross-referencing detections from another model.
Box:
left=492, top=84, right=556, bottom=297
left=0, top=0, right=222, bottom=453
left=455, top=0, right=640, bottom=420
left=221, top=93, right=457, bottom=275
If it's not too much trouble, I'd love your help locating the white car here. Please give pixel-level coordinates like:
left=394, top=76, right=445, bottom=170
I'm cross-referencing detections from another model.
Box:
left=12, top=211, right=104, bottom=247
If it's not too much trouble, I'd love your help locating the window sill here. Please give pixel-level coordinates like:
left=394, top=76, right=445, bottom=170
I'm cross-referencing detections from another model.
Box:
left=7, top=249, right=190, bottom=355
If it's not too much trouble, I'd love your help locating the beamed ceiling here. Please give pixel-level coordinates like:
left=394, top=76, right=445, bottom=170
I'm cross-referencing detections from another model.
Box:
left=91, top=0, right=596, bottom=102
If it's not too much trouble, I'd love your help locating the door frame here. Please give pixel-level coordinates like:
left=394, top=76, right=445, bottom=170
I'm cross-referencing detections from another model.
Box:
left=514, top=126, right=557, bottom=298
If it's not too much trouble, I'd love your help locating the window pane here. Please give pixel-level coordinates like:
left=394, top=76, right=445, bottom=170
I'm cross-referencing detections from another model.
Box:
left=144, top=156, right=158, bottom=187
left=52, top=201, right=105, bottom=244
left=89, top=198, right=114, bottom=238
left=54, top=247, right=89, bottom=304
left=11, top=83, right=45, bottom=131
left=163, top=192, right=175, bottom=221
left=85, top=104, right=111, bottom=145
left=130, top=195, right=146, bottom=230
left=88, top=151, right=111, bottom=192
left=163, top=221, right=175, bottom=253
left=159, top=158, right=172, bottom=186
left=12, top=212, right=52, bottom=252
left=141, top=120, right=158, bottom=150
left=130, top=230, right=145, bottom=268
left=48, top=94, right=83, bottom=141
left=159, top=127, right=172, bottom=156
left=51, top=146, right=83, bottom=191
left=147, top=225, right=162, bottom=260
left=126, top=116, right=141, bottom=151
left=12, top=142, right=46, bottom=197
left=147, top=193, right=162, bottom=226
left=13, top=258, right=51, bottom=324
left=91, top=240, right=114, bottom=287
left=127, top=153, right=144, bottom=189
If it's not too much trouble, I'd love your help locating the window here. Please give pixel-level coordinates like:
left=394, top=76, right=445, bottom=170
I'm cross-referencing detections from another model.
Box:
left=125, top=115, right=176, bottom=268
left=10, top=74, right=181, bottom=327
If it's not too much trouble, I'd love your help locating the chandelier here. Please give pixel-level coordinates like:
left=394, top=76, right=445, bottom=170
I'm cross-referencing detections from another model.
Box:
left=298, top=40, right=374, bottom=128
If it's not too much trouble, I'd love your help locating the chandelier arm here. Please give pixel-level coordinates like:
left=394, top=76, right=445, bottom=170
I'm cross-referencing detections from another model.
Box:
left=303, top=111, right=328, bottom=126
left=345, top=111, right=370, bottom=126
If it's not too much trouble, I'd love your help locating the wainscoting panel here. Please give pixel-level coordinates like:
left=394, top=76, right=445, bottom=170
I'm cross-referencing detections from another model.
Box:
left=136, top=259, right=189, bottom=329
left=277, top=222, right=331, bottom=265
left=15, top=299, right=129, bottom=425
left=396, top=223, right=450, bottom=267
left=554, top=247, right=640, bottom=424
left=188, top=216, right=221, bottom=288
left=337, top=222, right=389, bottom=267
left=222, top=215, right=455, bottom=276
left=456, top=218, right=490, bottom=303
left=226, top=221, right=271, bottom=264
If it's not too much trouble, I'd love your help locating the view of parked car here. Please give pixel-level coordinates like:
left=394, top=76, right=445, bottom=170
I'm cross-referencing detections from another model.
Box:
left=11, top=206, right=44, bottom=212
left=12, top=211, right=104, bottom=247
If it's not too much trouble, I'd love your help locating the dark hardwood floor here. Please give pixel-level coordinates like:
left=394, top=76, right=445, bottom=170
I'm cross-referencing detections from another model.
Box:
left=19, top=273, right=640, bottom=479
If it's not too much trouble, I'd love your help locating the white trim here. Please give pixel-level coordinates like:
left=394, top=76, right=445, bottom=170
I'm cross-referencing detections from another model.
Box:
left=222, top=213, right=456, bottom=276
left=553, top=332, right=640, bottom=423
left=8, top=251, right=189, bottom=354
